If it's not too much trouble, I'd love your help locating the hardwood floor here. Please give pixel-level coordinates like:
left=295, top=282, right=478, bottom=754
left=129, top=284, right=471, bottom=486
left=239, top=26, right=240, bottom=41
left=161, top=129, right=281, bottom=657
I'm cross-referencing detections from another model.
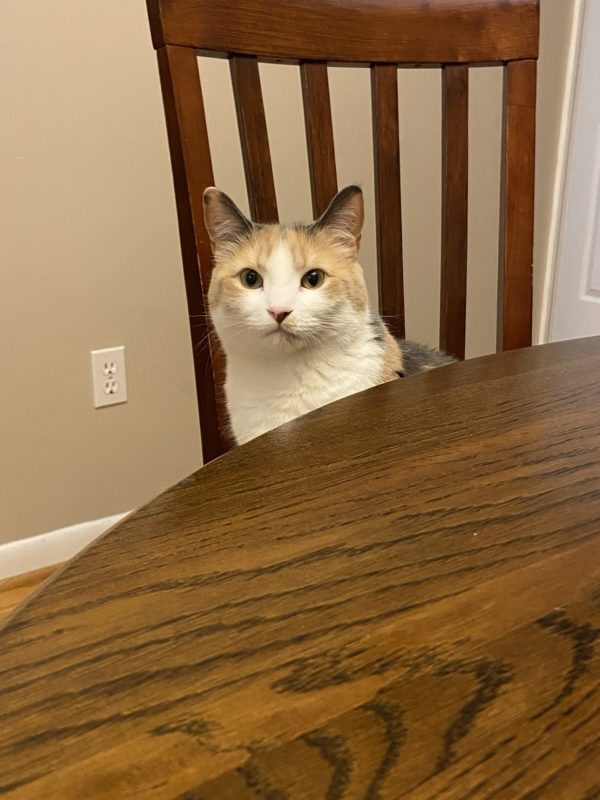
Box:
left=0, top=565, right=59, bottom=627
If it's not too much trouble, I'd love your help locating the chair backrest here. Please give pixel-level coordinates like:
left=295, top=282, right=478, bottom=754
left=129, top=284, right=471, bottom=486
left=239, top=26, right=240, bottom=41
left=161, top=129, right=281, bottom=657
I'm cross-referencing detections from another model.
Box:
left=147, top=0, right=539, bottom=463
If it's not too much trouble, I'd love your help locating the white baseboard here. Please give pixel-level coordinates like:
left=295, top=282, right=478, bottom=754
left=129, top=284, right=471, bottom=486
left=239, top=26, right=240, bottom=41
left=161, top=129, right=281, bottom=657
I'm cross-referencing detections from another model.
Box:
left=0, top=513, right=130, bottom=580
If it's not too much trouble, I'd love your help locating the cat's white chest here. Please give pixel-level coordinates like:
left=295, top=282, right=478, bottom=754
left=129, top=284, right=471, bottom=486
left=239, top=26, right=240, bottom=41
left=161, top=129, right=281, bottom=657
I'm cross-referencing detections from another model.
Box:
left=225, top=338, right=383, bottom=444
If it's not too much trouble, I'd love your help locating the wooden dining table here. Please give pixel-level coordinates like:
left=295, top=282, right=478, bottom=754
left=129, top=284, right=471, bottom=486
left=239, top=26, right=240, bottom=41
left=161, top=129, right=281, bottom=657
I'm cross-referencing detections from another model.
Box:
left=1, top=337, right=600, bottom=799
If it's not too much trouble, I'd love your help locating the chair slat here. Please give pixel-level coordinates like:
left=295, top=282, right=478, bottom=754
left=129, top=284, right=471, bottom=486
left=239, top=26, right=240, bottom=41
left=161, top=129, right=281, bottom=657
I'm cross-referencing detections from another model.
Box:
left=498, top=59, right=536, bottom=351
left=300, top=62, right=337, bottom=218
left=157, top=45, right=228, bottom=461
left=230, top=56, right=278, bottom=223
left=441, top=65, right=469, bottom=360
left=371, top=65, right=404, bottom=339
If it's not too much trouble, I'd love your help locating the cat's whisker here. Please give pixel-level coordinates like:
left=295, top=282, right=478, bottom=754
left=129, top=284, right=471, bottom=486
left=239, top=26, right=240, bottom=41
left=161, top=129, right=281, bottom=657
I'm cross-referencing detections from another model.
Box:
left=191, top=325, right=222, bottom=350
left=192, top=339, right=211, bottom=356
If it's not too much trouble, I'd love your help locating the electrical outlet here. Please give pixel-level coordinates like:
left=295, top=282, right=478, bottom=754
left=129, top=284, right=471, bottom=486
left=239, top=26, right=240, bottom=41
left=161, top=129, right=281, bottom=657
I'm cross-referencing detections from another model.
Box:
left=91, top=346, right=127, bottom=408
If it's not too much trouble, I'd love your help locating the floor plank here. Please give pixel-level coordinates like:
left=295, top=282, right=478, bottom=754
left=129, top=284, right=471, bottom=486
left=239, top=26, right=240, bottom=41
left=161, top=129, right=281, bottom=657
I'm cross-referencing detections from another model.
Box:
left=0, top=565, right=60, bottom=627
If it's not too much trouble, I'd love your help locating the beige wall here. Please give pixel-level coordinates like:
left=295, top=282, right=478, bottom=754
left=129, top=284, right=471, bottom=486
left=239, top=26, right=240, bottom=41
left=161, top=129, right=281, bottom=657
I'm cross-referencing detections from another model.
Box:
left=1, top=0, right=201, bottom=545
left=1, top=0, right=575, bottom=546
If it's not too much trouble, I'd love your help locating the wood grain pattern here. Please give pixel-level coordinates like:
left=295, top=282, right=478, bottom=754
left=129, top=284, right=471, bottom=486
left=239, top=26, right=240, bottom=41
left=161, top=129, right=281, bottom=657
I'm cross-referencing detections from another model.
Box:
left=156, top=45, right=228, bottom=460
left=440, top=65, right=469, bottom=360
left=498, top=59, right=537, bottom=351
left=230, top=55, right=278, bottom=223
left=372, top=65, right=405, bottom=338
left=300, top=62, right=338, bottom=218
left=0, top=566, right=58, bottom=627
left=147, top=0, right=540, bottom=63
left=1, top=338, right=600, bottom=798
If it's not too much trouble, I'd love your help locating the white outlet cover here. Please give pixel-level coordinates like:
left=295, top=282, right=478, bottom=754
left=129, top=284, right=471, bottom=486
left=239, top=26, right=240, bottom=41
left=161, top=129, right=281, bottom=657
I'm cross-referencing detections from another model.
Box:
left=91, top=346, right=127, bottom=408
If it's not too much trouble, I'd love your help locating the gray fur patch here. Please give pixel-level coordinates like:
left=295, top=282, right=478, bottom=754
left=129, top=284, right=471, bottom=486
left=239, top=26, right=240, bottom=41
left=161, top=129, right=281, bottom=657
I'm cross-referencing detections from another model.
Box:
left=369, top=315, right=386, bottom=345
left=397, top=339, right=455, bottom=376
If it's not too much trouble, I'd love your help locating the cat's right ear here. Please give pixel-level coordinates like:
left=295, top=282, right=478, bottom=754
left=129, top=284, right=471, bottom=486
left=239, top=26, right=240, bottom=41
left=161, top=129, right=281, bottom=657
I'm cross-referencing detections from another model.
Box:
left=203, top=188, right=254, bottom=250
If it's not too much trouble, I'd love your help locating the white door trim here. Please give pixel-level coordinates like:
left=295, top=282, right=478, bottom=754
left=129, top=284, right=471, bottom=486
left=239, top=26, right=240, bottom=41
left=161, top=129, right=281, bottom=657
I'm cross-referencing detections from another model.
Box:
left=537, top=0, right=588, bottom=343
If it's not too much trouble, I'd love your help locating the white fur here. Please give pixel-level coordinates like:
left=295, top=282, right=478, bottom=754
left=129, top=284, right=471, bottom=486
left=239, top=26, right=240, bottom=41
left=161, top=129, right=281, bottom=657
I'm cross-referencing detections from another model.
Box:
left=224, top=320, right=384, bottom=444
left=210, top=237, right=385, bottom=444
left=263, top=241, right=299, bottom=309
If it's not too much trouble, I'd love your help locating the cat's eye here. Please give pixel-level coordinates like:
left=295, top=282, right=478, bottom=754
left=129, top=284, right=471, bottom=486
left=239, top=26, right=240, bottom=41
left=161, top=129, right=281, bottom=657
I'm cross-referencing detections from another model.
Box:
left=301, top=269, right=325, bottom=289
left=240, top=269, right=263, bottom=289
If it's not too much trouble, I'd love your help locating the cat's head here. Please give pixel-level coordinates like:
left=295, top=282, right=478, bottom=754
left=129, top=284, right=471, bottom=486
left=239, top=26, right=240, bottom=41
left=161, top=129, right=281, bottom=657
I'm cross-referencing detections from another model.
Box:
left=203, top=185, right=369, bottom=355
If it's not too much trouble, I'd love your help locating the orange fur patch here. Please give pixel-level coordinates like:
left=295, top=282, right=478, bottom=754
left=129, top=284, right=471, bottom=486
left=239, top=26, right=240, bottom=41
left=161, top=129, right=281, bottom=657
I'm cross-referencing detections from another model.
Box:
left=379, top=329, right=404, bottom=382
left=208, top=224, right=369, bottom=315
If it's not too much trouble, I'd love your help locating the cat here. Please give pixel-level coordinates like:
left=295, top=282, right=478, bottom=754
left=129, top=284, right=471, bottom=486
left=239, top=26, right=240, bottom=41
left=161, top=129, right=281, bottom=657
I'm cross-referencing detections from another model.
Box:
left=203, top=185, right=454, bottom=445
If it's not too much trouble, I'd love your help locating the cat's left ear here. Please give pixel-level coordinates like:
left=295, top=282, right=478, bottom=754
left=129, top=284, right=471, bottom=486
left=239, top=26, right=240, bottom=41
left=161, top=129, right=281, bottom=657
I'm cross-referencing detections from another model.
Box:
left=312, top=185, right=364, bottom=251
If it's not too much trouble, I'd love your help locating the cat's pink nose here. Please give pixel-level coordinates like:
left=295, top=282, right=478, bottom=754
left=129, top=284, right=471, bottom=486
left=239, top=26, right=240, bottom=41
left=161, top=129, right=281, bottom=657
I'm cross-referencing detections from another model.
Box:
left=268, top=307, right=292, bottom=324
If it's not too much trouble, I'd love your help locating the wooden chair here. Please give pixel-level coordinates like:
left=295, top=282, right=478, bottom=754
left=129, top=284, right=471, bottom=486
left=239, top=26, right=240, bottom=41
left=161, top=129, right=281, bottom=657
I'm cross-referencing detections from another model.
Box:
left=146, top=0, right=539, bottom=463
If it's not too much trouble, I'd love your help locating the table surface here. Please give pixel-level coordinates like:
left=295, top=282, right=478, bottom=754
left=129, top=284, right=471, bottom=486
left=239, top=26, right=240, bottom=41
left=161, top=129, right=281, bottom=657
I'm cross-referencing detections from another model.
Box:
left=1, top=338, right=600, bottom=799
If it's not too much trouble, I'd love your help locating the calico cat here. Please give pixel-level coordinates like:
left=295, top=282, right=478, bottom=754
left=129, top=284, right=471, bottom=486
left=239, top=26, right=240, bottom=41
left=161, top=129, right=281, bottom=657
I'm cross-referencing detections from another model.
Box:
left=203, top=185, right=454, bottom=445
